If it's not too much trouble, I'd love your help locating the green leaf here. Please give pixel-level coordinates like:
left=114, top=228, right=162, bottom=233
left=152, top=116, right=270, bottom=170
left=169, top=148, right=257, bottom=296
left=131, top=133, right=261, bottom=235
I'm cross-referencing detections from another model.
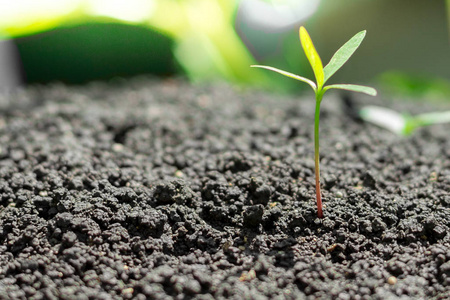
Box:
left=299, top=27, right=324, bottom=89
left=324, top=84, right=377, bottom=96
left=251, top=65, right=317, bottom=90
left=323, top=30, right=366, bottom=83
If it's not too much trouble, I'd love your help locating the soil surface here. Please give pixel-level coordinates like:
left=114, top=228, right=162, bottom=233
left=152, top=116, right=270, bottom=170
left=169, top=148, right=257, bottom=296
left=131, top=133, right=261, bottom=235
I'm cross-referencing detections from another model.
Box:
left=0, top=78, right=449, bottom=299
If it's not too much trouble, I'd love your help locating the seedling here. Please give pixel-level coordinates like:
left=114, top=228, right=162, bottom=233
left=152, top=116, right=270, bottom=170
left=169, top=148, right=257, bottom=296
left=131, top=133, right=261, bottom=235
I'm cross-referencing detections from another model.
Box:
left=360, top=106, right=450, bottom=136
left=252, top=27, right=376, bottom=218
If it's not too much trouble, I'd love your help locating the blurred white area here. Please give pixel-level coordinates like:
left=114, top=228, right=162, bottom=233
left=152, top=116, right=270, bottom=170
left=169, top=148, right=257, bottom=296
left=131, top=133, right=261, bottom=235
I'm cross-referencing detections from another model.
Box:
left=0, top=0, right=155, bottom=30
left=0, top=0, right=79, bottom=27
left=86, top=0, right=155, bottom=22
left=237, top=0, right=320, bottom=33
left=360, top=106, right=406, bottom=135
left=236, top=0, right=321, bottom=60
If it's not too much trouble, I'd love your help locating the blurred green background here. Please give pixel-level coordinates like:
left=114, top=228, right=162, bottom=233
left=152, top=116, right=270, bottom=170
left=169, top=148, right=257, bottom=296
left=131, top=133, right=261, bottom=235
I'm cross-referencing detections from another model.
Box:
left=0, top=0, right=449, bottom=99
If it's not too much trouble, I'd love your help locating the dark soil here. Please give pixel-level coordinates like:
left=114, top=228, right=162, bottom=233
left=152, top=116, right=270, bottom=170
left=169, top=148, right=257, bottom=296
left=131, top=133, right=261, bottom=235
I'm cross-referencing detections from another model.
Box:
left=0, top=78, right=449, bottom=299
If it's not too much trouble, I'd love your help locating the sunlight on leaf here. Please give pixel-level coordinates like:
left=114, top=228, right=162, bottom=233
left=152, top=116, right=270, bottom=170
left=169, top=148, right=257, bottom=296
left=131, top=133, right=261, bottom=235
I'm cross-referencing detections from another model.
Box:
left=299, top=26, right=324, bottom=89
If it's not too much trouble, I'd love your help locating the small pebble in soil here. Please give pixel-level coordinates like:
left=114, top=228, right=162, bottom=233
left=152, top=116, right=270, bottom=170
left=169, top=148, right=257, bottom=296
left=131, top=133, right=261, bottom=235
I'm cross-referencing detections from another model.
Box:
left=387, top=276, right=397, bottom=285
left=112, top=143, right=124, bottom=152
left=175, top=170, right=184, bottom=178
left=239, top=269, right=256, bottom=282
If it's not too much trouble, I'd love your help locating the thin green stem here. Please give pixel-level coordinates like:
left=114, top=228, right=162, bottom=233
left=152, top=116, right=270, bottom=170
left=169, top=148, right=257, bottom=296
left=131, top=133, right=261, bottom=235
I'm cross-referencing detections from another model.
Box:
left=314, top=90, right=324, bottom=218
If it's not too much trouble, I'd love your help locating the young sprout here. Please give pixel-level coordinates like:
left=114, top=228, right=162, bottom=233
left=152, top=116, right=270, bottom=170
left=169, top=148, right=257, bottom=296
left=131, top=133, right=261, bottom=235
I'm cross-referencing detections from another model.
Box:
left=252, top=27, right=377, bottom=218
left=360, top=106, right=450, bottom=136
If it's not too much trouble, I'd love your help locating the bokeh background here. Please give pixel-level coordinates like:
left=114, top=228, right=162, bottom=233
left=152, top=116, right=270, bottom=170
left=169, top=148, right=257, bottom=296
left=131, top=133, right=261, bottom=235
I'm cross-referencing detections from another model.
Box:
left=0, top=0, right=449, bottom=99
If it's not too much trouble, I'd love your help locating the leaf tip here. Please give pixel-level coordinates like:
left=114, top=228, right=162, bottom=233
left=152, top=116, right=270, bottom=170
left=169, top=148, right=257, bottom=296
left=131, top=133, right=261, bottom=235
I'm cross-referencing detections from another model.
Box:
left=365, top=87, right=377, bottom=96
left=359, top=30, right=367, bottom=41
left=299, top=26, right=310, bottom=43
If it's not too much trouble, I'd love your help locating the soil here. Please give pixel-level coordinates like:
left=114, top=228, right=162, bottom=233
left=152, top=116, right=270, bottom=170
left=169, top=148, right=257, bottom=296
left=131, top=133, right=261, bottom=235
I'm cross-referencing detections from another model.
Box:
left=0, top=77, right=449, bottom=300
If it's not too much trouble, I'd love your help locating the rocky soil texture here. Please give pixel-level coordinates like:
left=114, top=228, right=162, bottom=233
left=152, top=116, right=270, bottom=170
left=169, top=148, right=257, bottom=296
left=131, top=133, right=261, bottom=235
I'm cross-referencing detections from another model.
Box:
left=0, top=78, right=449, bottom=299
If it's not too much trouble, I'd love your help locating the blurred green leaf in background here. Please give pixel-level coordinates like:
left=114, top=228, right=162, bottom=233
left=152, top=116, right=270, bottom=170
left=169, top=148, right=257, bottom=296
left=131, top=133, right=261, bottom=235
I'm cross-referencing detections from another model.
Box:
left=147, top=0, right=269, bottom=85
left=378, top=71, right=450, bottom=101
left=0, top=0, right=274, bottom=86
left=0, top=0, right=449, bottom=98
